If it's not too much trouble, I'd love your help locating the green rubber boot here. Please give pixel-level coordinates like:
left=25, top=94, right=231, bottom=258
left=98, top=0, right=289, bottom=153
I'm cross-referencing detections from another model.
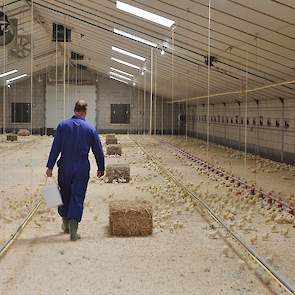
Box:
left=69, top=219, right=81, bottom=241
left=62, top=218, right=69, bottom=234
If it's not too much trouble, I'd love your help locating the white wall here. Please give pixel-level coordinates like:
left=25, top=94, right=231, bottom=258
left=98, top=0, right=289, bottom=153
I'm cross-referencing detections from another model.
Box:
left=186, top=98, right=295, bottom=164
left=45, top=85, right=96, bottom=129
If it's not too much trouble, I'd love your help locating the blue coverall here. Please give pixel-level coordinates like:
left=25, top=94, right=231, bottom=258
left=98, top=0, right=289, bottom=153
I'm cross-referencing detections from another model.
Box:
left=46, top=115, right=105, bottom=222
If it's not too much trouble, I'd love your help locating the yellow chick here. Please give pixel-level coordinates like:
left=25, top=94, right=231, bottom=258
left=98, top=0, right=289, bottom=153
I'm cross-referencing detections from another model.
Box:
left=250, top=235, right=258, bottom=245
left=281, top=228, right=289, bottom=237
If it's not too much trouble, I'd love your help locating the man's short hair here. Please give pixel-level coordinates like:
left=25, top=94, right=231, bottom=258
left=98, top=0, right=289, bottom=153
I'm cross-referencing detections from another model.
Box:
left=74, top=99, right=88, bottom=113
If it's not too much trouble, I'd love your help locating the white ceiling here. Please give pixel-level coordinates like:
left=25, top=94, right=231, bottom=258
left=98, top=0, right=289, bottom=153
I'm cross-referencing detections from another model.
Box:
left=1, top=0, right=295, bottom=104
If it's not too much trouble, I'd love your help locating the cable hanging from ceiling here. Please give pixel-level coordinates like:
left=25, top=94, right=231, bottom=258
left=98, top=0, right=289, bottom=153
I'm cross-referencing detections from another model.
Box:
left=63, top=1, right=66, bottom=121
left=154, top=51, right=157, bottom=135
left=206, top=0, right=211, bottom=168
left=149, top=47, right=153, bottom=136
left=171, top=26, right=175, bottom=136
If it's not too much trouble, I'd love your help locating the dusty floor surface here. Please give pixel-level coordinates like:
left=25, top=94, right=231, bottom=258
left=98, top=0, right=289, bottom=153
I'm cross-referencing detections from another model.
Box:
left=163, top=136, right=295, bottom=202
left=0, top=135, right=294, bottom=295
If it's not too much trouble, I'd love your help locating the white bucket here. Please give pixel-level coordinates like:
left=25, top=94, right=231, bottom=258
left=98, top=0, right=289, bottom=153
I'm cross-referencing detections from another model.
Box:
left=43, top=180, right=63, bottom=208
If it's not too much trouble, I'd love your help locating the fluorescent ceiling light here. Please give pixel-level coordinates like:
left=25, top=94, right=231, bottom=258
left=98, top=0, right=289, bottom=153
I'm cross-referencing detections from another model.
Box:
left=0, top=69, right=18, bottom=78
left=110, top=71, right=132, bottom=81
left=110, top=67, right=134, bottom=77
left=6, top=73, right=28, bottom=84
left=117, top=1, right=175, bottom=28
left=111, top=57, right=141, bottom=69
left=114, top=28, right=157, bottom=47
left=110, top=76, right=129, bottom=84
left=112, top=46, right=146, bottom=61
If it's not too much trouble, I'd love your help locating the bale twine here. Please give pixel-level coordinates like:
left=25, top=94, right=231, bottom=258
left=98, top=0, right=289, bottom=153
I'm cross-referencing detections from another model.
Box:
left=105, top=164, right=130, bottom=183
left=109, top=200, right=153, bottom=236
left=17, top=129, right=30, bottom=136
left=106, top=144, right=122, bottom=156
left=7, top=134, right=17, bottom=142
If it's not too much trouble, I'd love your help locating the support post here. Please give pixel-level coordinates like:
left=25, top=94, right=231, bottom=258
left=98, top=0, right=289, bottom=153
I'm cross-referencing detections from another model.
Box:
left=137, top=87, right=140, bottom=135
left=255, top=99, right=260, bottom=155
left=3, top=1, right=6, bottom=137
left=143, top=72, right=146, bottom=134
left=223, top=102, right=227, bottom=145
left=279, top=98, right=285, bottom=162
left=161, top=95, right=164, bottom=136
left=30, top=0, right=34, bottom=134
left=149, top=47, right=153, bottom=136
left=171, top=28, right=175, bottom=136
left=154, top=53, right=157, bottom=135
left=63, top=25, right=66, bottom=120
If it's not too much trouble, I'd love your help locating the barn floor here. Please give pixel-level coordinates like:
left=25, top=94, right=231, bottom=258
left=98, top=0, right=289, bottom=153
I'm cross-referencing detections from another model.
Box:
left=0, top=135, right=294, bottom=295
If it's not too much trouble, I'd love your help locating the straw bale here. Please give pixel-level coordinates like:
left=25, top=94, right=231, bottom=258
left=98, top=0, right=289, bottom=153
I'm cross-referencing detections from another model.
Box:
left=105, top=134, right=118, bottom=145
left=105, top=164, right=130, bottom=183
left=109, top=200, right=153, bottom=236
left=17, top=129, right=30, bottom=136
left=7, top=134, right=17, bottom=141
left=106, top=144, right=122, bottom=156
left=106, top=134, right=116, bottom=140
left=106, top=137, right=118, bottom=145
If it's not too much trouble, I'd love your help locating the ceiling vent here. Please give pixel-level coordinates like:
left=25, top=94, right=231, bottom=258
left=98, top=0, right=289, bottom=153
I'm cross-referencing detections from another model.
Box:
left=71, top=51, right=84, bottom=60
left=52, top=23, right=71, bottom=42
left=204, top=55, right=217, bottom=67
left=77, top=64, right=87, bottom=71
left=0, top=12, right=17, bottom=47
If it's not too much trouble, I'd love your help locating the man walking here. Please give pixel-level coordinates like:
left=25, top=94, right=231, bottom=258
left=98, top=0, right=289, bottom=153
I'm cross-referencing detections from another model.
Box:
left=46, top=100, right=105, bottom=241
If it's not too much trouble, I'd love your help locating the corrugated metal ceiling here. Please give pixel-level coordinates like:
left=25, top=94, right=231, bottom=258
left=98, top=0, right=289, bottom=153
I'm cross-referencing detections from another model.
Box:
left=1, top=0, right=295, bottom=103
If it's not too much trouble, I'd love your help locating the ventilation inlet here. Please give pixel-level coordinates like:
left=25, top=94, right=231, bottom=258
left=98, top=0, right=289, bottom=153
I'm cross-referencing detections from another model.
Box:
left=52, top=23, right=71, bottom=42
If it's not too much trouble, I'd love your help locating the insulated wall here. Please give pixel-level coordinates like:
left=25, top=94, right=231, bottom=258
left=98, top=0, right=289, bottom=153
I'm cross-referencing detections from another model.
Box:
left=187, top=98, right=295, bottom=164
left=97, top=76, right=173, bottom=134
left=45, top=85, right=96, bottom=129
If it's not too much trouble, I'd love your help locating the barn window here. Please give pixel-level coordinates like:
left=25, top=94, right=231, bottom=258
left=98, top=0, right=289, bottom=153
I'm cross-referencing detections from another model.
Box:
left=11, top=103, right=31, bottom=123
left=111, top=104, right=130, bottom=124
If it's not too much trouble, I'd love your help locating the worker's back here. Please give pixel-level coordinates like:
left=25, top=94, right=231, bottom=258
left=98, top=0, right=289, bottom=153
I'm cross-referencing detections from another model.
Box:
left=58, top=115, right=94, bottom=162
left=46, top=100, right=105, bottom=238
left=47, top=114, right=105, bottom=174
